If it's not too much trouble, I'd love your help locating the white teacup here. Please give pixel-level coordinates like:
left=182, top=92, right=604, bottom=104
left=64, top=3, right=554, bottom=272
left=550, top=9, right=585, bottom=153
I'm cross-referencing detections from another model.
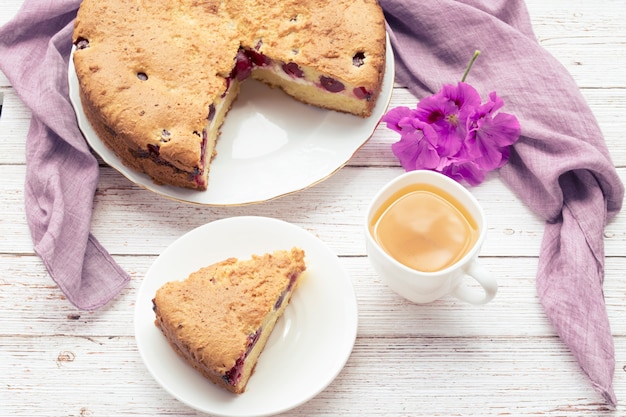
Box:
left=365, top=170, right=497, bottom=304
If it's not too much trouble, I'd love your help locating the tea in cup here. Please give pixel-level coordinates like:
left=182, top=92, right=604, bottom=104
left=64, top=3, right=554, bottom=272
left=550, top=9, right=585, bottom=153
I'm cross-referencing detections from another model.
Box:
left=365, top=170, right=497, bottom=304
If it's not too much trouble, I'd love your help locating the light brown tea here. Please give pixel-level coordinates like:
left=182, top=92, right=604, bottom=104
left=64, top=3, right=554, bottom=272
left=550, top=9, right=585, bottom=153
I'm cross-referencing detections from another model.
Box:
left=369, top=183, right=479, bottom=272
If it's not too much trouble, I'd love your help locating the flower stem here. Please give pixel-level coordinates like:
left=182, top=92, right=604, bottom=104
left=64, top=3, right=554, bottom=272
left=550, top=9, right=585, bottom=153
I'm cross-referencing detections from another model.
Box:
left=461, top=50, right=481, bottom=82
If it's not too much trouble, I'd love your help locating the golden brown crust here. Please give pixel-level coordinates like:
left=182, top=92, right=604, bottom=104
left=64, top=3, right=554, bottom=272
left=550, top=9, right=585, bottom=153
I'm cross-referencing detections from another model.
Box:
left=152, top=248, right=307, bottom=393
left=238, top=0, right=386, bottom=88
left=79, top=89, right=207, bottom=189
left=73, top=0, right=237, bottom=176
left=73, top=0, right=386, bottom=190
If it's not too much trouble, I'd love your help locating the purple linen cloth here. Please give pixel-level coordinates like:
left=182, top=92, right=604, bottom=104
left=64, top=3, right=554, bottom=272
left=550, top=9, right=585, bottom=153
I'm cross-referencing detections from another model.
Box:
left=0, top=0, right=129, bottom=310
left=380, top=0, right=624, bottom=406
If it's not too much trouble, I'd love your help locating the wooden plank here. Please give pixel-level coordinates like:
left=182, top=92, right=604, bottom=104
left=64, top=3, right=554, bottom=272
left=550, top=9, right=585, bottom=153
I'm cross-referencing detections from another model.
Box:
left=0, top=332, right=622, bottom=416
left=2, top=87, right=626, bottom=167
left=0, top=1, right=22, bottom=28
left=2, top=165, right=626, bottom=257
left=2, top=254, right=626, bottom=338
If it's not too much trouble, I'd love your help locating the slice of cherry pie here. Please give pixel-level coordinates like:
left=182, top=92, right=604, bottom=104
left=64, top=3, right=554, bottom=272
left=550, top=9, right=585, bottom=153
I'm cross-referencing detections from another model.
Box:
left=152, top=248, right=306, bottom=394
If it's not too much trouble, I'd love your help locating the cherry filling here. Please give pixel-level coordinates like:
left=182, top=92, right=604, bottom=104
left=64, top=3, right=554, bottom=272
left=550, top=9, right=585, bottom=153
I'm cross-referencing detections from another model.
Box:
left=228, top=46, right=369, bottom=101
left=230, top=46, right=273, bottom=82
left=352, top=51, right=366, bottom=67
left=207, top=104, right=216, bottom=122
left=282, top=62, right=305, bottom=79
left=194, top=129, right=209, bottom=187
left=247, top=49, right=270, bottom=67
left=247, top=41, right=272, bottom=67
left=232, top=50, right=253, bottom=81
left=199, top=129, right=208, bottom=168
left=74, top=37, right=90, bottom=50
left=221, top=78, right=231, bottom=98
left=130, top=128, right=208, bottom=188
left=147, top=143, right=160, bottom=157
left=132, top=147, right=167, bottom=164
left=353, top=86, right=372, bottom=101
left=223, top=329, right=262, bottom=385
left=319, top=76, right=345, bottom=93
left=274, top=270, right=300, bottom=310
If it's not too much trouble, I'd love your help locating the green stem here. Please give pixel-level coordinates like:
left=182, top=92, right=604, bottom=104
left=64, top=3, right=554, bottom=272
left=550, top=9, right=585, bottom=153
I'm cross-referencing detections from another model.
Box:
left=461, top=50, right=481, bottom=82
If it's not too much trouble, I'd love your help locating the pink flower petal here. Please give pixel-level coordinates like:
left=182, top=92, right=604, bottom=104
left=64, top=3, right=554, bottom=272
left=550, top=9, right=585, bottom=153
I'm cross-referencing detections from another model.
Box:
left=381, top=106, right=417, bottom=134
left=391, top=126, right=441, bottom=171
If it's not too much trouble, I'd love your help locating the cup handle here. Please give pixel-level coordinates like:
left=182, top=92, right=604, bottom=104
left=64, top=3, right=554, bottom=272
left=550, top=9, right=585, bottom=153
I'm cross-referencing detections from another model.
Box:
left=451, top=261, right=497, bottom=305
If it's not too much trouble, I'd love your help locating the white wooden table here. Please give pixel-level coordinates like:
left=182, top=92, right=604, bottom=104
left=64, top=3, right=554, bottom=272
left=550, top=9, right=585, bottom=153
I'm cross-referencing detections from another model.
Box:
left=1, top=1, right=625, bottom=415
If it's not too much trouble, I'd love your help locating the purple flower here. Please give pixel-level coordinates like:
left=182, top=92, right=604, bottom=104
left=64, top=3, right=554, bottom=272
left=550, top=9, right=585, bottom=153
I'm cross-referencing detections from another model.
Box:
left=382, top=108, right=442, bottom=170
left=382, top=82, right=520, bottom=186
left=382, top=106, right=418, bottom=134
left=390, top=120, right=441, bottom=171
left=465, top=92, right=521, bottom=170
left=441, top=160, right=486, bottom=187
left=413, top=83, right=481, bottom=157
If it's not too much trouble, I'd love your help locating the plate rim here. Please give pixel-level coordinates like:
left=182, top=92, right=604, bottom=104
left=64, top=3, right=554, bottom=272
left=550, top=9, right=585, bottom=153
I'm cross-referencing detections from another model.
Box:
left=68, top=35, right=394, bottom=206
left=133, top=216, right=359, bottom=416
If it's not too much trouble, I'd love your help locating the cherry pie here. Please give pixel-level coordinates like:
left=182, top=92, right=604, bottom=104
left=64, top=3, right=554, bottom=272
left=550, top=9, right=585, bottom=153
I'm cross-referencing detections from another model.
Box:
left=152, top=248, right=306, bottom=394
left=72, top=0, right=386, bottom=190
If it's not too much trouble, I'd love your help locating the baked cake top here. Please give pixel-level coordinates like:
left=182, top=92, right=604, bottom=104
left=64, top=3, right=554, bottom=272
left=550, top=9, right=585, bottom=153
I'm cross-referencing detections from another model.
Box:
left=73, top=0, right=240, bottom=171
left=153, top=248, right=306, bottom=374
left=72, top=0, right=386, bottom=173
left=236, top=0, right=386, bottom=86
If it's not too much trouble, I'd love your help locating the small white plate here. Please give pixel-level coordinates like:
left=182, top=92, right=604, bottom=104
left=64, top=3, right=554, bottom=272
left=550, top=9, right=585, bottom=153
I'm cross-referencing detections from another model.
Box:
left=68, top=36, right=394, bottom=206
left=134, top=216, right=358, bottom=416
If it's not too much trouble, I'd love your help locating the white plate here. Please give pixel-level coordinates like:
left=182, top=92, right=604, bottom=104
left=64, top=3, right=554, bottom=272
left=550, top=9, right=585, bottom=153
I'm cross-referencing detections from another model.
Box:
left=134, top=216, right=358, bottom=416
left=68, top=37, right=394, bottom=205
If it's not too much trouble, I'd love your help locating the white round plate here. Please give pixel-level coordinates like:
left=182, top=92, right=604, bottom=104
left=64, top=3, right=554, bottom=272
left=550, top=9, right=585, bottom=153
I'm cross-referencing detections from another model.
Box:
left=134, top=216, right=358, bottom=417
left=68, top=36, right=394, bottom=206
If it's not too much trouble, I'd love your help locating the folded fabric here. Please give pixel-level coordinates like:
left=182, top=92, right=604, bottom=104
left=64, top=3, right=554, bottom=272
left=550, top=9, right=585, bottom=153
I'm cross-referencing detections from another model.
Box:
left=0, top=0, right=130, bottom=311
left=379, top=0, right=624, bottom=406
